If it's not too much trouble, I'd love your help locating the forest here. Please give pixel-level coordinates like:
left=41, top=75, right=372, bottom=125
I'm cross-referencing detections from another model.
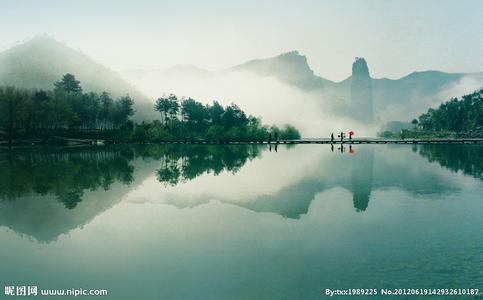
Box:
left=0, top=73, right=300, bottom=144
left=379, top=89, right=482, bottom=138
left=414, top=89, right=482, bottom=133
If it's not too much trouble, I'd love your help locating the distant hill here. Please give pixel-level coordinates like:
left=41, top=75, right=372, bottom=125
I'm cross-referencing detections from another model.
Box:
left=0, top=37, right=157, bottom=120
left=228, top=51, right=335, bottom=90
left=231, top=51, right=482, bottom=121
left=124, top=64, right=212, bottom=82
left=2, top=37, right=481, bottom=124
left=124, top=50, right=482, bottom=123
left=371, top=71, right=481, bottom=111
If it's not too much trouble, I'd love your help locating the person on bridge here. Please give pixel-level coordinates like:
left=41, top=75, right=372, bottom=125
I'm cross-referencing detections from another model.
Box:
left=349, top=131, right=355, bottom=141
left=331, top=133, right=334, bottom=143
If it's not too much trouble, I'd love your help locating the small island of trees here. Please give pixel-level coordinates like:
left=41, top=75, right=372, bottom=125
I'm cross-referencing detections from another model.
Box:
left=0, top=73, right=300, bottom=144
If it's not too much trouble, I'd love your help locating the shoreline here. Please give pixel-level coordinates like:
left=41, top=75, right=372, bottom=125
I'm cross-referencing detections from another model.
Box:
left=1, top=138, right=482, bottom=148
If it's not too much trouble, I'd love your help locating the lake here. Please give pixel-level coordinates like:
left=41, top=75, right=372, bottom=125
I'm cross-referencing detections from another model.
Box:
left=0, top=144, right=481, bottom=299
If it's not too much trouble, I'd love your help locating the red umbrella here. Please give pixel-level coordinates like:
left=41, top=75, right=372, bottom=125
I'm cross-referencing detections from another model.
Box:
left=349, top=131, right=355, bottom=136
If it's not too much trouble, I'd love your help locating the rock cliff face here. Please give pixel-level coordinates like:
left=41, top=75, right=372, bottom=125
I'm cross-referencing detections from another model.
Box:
left=350, top=57, right=374, bottom=122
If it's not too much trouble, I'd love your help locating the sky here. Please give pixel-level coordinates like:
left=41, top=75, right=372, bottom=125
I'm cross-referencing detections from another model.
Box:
left=1, top=0, right=482, bottom=81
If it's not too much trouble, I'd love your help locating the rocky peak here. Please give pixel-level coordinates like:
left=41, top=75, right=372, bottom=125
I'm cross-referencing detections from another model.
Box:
left=352, top=57, right=370, bottom=78
left=274, top=51, right=314, bottom=76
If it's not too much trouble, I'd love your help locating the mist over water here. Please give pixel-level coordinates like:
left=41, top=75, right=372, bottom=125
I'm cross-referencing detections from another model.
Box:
left=0, top=144, right=481, bottom=299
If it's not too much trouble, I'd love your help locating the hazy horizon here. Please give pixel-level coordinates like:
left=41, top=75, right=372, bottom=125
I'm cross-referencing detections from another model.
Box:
left=1, top=0, right=482, bottom=81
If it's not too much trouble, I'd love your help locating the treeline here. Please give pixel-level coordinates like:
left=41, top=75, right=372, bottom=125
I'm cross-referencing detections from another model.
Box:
left=134, top=94, right=300, bottom=142
left=0, top=73, right=300, bottom=143
left=379, top=89, right=482, bottom=138
left=0, top=74, right=135, bottom=141
left=414, top=89, right=482, bottom=133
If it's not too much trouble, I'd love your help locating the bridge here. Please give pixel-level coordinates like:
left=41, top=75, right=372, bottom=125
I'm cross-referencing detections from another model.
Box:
left=156, top=138, right=483, bottom=145
left=2, top=138, right=482, bottom=147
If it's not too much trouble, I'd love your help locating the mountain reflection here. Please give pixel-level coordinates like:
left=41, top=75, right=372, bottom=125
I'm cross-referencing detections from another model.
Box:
left=0, top=144, right=480, bottom=242
left=351, top=147, right=374, bottom=212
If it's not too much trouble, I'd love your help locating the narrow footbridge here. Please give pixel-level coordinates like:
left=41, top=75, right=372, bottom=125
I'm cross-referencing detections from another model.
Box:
left=157, top=138, right=483, bottom=145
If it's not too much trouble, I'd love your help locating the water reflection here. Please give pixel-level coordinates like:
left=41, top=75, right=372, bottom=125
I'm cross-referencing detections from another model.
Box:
left=0, top=145, right=260, bottom=242
left=415, top=144, right=482, bottom=179
left=0, top=145, right=261, bottom=205
left=0, top=144, right=481, bottom=242
left=153, top=145, right=261, bottom=186
left=0, top=147, right=135, bottom=209
left=351, top=147, right=374, bottom=212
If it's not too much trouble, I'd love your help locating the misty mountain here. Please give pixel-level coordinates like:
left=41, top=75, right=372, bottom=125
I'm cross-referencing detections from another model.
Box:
left=123, top=49, right=482, bottom=124
left=124, top=64, right=212, bottom=82
left=374, top=70, right=466, bottom=100
left=121, top=51, right=334, bottom=91
left=350, top=57, right=374, bottom=122
left=0, top=36, right=157, bottom=120
left=233, top=51, right=482, bottom=121
left=228, top=51, right=335, bottom=90
left=2, top=37, right=481, bottom=129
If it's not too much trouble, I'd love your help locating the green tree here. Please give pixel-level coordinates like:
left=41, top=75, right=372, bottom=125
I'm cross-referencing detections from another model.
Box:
left=31, top=90, right=50, bottom=131
left=154, top=97, right=167, bottom=125
left=181, top=98, right=207, bottom=127
left=112, top=95, right=135, bottom=129
left=208, top=101, right=225, bottom=125
left=99, top=92, right=113, bottom=130
left=54, top=73, right=82, bottom=94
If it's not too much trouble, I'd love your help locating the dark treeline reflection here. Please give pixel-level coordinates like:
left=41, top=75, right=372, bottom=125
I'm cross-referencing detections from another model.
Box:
left=0, top=147, right=135, bottom=209
left=153, top=145, right=261, bottom=186
left=415, top=144, right=482, bottom=179
left=1, top=144, right=479, bottom=218
left=0, top=144, right=261, bottom=208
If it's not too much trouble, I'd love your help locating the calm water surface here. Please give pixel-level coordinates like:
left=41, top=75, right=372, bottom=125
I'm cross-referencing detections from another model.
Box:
left=0, top=144, right=481, bottom=299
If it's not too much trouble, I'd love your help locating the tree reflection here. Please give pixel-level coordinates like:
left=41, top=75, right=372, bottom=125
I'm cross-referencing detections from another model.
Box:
left=415, top=144, right=482, bottom=179
left=0, top=144, right=262, bottom=208
left=0, top=147, right=135, bottom=208
left=154, top=144, right=261, bottom=186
